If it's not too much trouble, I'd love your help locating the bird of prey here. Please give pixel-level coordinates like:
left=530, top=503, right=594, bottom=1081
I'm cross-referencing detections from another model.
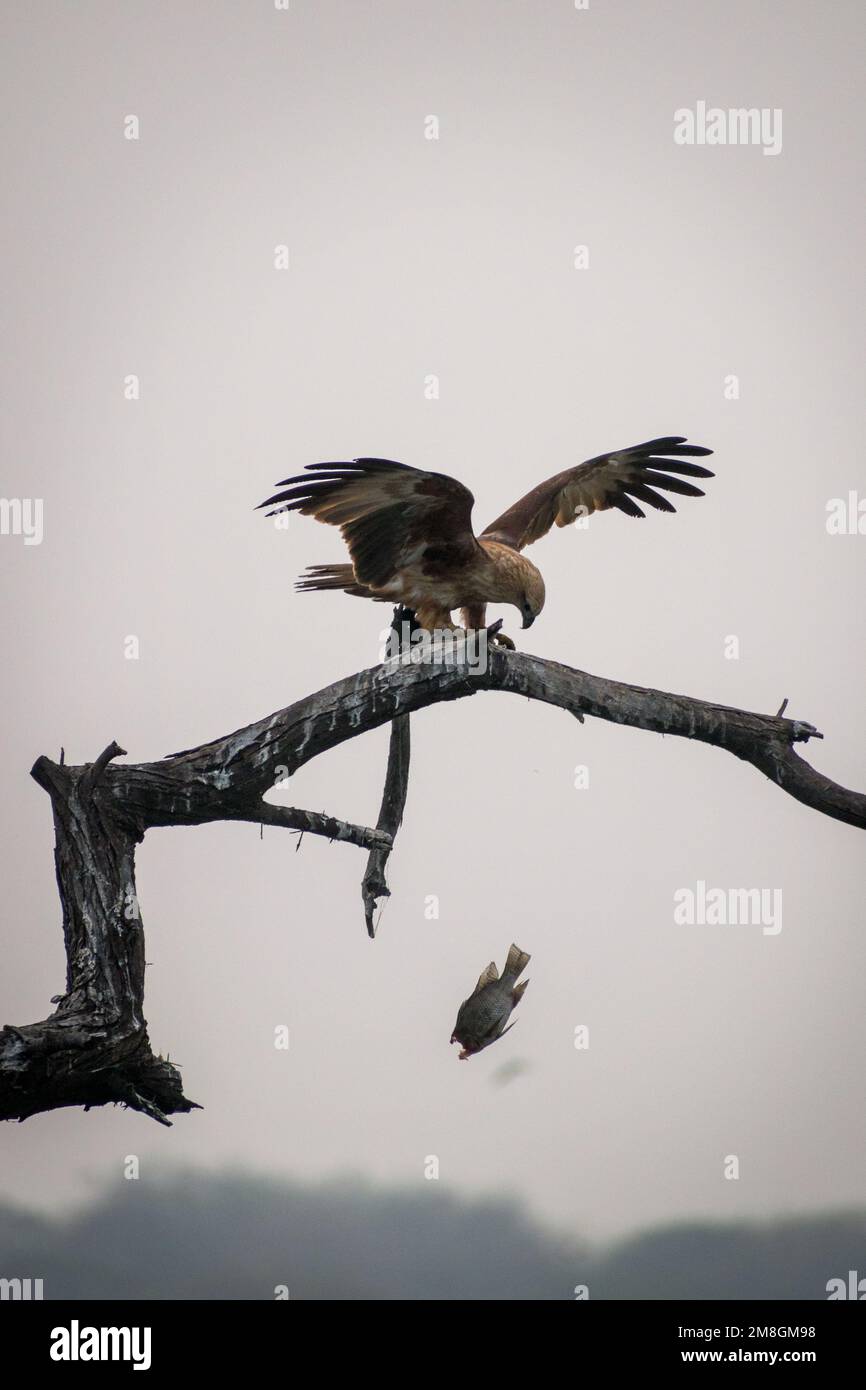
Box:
left=258, top=436, right=713, bottom=648
left=450, top=943, right=531, bottom=1060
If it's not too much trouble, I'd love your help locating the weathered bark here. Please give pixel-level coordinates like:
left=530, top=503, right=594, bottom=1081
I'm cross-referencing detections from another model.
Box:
left=3, top=648, right=863, bottom=1128
left=361, top=607, right=415, bottom=938
left=1, top=745, right=195, bottom=1126
left=362, top=714, right=411, bottom=938
left=1, top=728, right=392, bottom=1126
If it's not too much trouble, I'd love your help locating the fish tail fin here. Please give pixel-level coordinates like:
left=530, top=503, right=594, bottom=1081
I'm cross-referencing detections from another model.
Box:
left=512, top=978, right=529, bottom=1005
left=503, top=943, right=530, bottom=980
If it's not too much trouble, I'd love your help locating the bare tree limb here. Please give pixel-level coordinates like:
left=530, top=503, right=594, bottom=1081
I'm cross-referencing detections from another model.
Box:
left=3, top=647, right=862, bottom=1128
left=362, top=714, right=411, bottom=938
left=226, top=802, right=391, bottom=849
left=361, top=606, right=415, bottom=938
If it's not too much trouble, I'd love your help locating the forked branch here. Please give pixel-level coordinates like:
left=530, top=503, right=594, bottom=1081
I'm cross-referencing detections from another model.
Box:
left=2, top=648, right=861, bottom=1127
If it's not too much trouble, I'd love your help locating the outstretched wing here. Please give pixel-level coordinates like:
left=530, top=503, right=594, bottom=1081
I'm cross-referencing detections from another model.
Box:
left=482, top=437, right=714, bottom=551
left=258, top=458, right=480, bottom=589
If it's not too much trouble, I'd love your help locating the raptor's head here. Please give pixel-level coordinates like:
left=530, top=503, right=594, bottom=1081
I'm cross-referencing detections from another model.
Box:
left=479, top=539, right=547, bottom=629
left=519, top=569, right=546, bottom=629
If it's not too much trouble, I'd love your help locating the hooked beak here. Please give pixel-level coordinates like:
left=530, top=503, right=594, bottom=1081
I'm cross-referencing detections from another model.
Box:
left=521, top=610, right=535, bottom=630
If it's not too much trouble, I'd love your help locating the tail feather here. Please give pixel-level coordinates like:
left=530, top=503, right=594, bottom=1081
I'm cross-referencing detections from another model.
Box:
left=294, top=564, right=377, bottom=599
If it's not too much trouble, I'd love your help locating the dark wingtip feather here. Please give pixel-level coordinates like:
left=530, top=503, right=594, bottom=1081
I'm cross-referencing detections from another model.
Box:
left=613, top=492, right=646, bottom=519
left=632, top=437, right=713, bottom=459
left=638, top=435, right=687, bottom=450
left=647, top=459, right=715, bottom=479
left=259, top=472, right=361, bottom=509
left=628, top=482, right=677, bottom=513
left=655, top=443, right=714, bottom=458
left=257, top=491, right=307, bottom=511
left=353, top=457, right=411, bottom=469
left=274, top=467, right=353, bottom=486
left=643, top=470, right=707, bottom=498
left=272, top=457, right=410, bottom=487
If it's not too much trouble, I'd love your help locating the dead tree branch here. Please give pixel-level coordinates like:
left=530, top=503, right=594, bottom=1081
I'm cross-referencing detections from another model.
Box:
left=3, top=648, right=862, bottom=1127
left=361, top=606, right=415, bottom=938
left=362, top=714, right=412, bottom=938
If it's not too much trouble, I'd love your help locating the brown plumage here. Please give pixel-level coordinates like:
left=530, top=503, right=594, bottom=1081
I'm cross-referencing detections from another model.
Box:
left=258, top=438, right=713, bottom=645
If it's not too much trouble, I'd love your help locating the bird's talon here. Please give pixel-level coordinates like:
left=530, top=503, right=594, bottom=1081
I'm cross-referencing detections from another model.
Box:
left=484, top=619, right=515, bottom=649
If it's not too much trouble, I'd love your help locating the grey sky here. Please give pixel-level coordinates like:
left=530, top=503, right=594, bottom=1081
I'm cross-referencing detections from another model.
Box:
left=1, top=0, right=864, bottom=1245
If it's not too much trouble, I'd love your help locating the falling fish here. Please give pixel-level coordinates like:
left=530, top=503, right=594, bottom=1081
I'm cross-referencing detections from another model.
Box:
left=450, top=944, right=531, bottom=1060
